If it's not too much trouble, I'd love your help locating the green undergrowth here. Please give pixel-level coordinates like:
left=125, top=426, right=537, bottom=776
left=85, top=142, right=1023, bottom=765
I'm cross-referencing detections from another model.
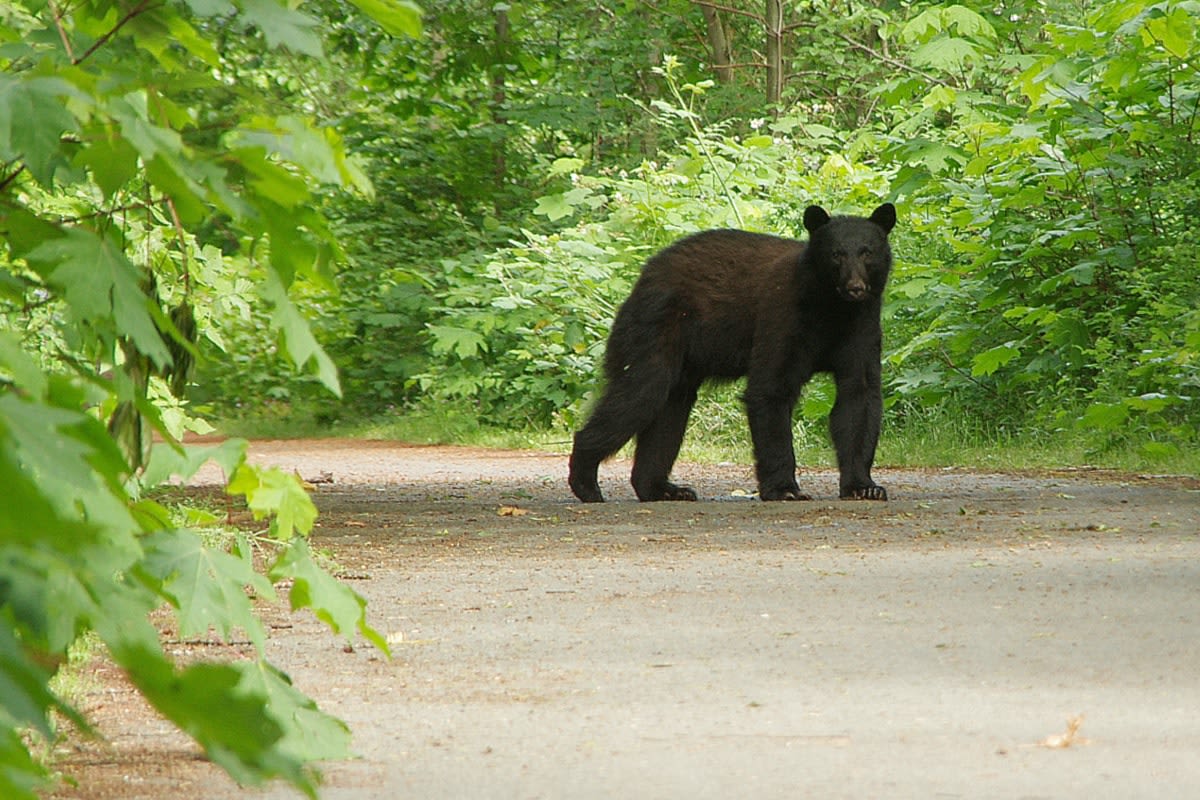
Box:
left=213, top=394, right=1200, bottom=479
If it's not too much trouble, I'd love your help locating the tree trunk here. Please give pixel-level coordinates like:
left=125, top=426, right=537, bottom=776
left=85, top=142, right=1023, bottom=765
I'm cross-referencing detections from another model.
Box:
left=491, top=6, right=510, bottom=209
left=765, top=0, right=783, bottom=105
left=699, top=4, right=733, bottom=84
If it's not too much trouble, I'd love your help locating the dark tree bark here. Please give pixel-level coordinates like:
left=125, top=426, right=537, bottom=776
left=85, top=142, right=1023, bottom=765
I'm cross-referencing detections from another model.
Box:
left=765, top=0, right=783, bottom=105
left=698, top=4, right=733, bottom=83
left=491, top=5, right=510, bottom=210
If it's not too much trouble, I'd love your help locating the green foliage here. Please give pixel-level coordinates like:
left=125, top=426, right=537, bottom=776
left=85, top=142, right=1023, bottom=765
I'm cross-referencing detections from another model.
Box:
left=886, top=0, right=1200, bottom=455
left=390, top=0, right=1198, bottom=461
left=185, top=0, right=1198, bottom=470
left=0, top=0, right=411, bottom=795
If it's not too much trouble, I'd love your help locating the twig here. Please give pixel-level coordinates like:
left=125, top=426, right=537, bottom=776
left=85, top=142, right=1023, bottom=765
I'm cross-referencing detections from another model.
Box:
left=688, top=0, right=764, bottom=23
left=0, top=162, right=27, bottom=193
left=47, top=0, right=77, bottom=62
left=790, top=21, right=950, bottom=88
left=74, top=0, right=161, bottom=65
left=164, top=195, right=190, bottom=292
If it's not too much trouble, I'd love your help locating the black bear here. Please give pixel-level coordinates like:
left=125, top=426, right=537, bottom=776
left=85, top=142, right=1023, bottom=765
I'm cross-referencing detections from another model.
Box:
left=568, top=202, right=896, bottom=503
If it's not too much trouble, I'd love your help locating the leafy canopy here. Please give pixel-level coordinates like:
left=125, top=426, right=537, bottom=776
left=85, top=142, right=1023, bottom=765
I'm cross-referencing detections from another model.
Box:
left=0, top=0, right=419, bottom=796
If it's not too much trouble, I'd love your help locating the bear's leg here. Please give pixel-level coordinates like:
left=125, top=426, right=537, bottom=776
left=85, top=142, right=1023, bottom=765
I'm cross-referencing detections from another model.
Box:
left=567, top=446, right=607, bottom=503
left=569, top=362, right=679, bottom=503
left=630, top=382, right=699, bottom=501
left=745, top=380, right=810, bottom=501
left=569, top=394, right=636, bottom=503
left=830, top=360, right=887, bottom=501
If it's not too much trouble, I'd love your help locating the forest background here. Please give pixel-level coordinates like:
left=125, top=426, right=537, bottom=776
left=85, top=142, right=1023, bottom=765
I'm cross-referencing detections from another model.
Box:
left=1, top=0, right=1198, bottom=797
left=205, top=0, right=1199, bottom=467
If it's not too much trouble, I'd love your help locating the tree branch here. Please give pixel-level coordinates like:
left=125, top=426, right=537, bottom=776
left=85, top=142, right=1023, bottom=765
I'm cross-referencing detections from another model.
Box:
left=689, top=0, right=765, bottom=24
left=791, top=21, right=951, bottom=87
left=47, top=0, right=77, bottom=62
left=0, top=162, right=27, bottom=193
left=74, top=0, right=162, bottom=65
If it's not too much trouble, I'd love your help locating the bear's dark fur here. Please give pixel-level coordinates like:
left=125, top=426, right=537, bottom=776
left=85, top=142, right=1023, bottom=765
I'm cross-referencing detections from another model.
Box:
left=568, top=203, right=896, bottom=503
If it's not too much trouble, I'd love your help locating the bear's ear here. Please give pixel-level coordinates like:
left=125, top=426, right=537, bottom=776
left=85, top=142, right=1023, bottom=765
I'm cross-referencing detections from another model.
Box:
left=870, top=203, right=897, bottom=235
left=803, top=206, right=831, bottom=234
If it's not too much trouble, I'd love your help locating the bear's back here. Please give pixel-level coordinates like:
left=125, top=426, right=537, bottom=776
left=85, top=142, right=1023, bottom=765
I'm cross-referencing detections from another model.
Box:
left=638, top=229, right=804, bottom=309
left=618, top=229, right=806, bottom=379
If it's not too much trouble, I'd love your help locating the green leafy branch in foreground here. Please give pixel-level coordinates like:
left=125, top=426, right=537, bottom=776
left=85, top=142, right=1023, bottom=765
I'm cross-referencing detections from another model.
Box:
left=1, top=393, right=388, bottom=798
left=0, top=0, right=419, bottom=796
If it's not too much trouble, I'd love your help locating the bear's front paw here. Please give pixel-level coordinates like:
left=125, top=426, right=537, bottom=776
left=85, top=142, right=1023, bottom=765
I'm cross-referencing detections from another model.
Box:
left=841, top=485, right=887, bottom=501
left=760, top=486, right=813, bottom=502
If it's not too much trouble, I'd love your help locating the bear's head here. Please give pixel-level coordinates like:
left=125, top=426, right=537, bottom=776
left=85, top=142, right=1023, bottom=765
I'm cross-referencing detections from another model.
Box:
left=802, top=203, right=896, bottom=303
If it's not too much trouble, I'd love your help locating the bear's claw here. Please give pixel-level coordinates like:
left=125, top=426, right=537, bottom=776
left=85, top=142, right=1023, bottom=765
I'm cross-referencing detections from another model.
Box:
left=841, top=485, right=888, bottom=501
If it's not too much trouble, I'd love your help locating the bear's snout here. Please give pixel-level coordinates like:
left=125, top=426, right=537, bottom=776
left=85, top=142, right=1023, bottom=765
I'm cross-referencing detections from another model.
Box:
left=841, top=277, right=869, bottom=301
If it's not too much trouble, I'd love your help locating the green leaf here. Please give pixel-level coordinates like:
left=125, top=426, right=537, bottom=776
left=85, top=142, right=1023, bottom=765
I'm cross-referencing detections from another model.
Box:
left=533, top=192, right=576, bottom=222
left=971, top=343, right=1020, bottom=376
left=0, top=619, right=79, bottom=739
left=110, top=92, right=187, bottom=163
left=0, top=75, right=80, bottom=186
left=1079, top=401, right=1129, bottom=431
left=226, top=463, right=318, bottom=541
left=26, top=230, right=171, bottom=369
left=138, top=529, right=274, bottom=650
left=269, top=539, right=390, bottom=655
left=548, top=157, right=585, bottom=176
left=0, top=725, right=49, bottom=800
left=348, top=0, right=423, bottom=38
left=902, top=5, right=996, bottom=43
left=1140, top=441, right=1180, bottom=459
left=427, top=324, right=488, bottom=358
left=0, top=395, right=111, bottom=504
left=262, top=271, right=342, bottom=396
left=164, top=12, right=223, bottom=67
left=141, top=438, right=249, bottom=489
left=0, top=332, right=46, bottom=400
left=120, top=646, right=316, bottom=797
left=183, top=0, right=235, bottom=16
left=901, top=7, right=945, bottom=42
left=74, top=126, right=140, bottom=199
left=1144, top=8, right=1194, bottom=59
left=234, top=147, right=313, bottom=209
left=240, top=0, right=324, bottom=58
left=1127, top=392, right=1174, bottom=413
left=232, top=116, right=371, bottom=195
left=240, top=662, right=352, bottom=763
left=800, top=377, right=835, bottom=420
left=910, top=37, right=980, bottom=71
left=942, top=5, right=997, bottom=39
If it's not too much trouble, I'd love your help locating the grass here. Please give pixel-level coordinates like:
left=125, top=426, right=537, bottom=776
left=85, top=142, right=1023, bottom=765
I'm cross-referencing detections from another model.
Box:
left=211, top=394, right=1200, bottom=478
left=215, top=400, right=572, bottom=451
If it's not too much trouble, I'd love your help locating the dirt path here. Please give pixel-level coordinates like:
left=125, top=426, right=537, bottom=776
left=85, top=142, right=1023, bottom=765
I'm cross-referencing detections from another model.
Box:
left=52, top=440, right=1200, bottom=799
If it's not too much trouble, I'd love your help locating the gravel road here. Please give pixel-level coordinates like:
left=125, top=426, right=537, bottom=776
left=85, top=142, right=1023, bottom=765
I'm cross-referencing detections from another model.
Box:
left=52, top=439, right=1200, bottom=800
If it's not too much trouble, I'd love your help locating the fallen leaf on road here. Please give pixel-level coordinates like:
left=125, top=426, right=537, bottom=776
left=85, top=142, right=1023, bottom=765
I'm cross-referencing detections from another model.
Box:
left=497, top=505, right=529, bottom=517
left=1037, top=715, right=1090, bottom=748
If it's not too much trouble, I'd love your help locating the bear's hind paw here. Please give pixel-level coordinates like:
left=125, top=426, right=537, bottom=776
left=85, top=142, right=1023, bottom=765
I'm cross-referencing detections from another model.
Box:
left=662, top=483, right=699, bottom=501
left=569, top=480, right=606, bottom=503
